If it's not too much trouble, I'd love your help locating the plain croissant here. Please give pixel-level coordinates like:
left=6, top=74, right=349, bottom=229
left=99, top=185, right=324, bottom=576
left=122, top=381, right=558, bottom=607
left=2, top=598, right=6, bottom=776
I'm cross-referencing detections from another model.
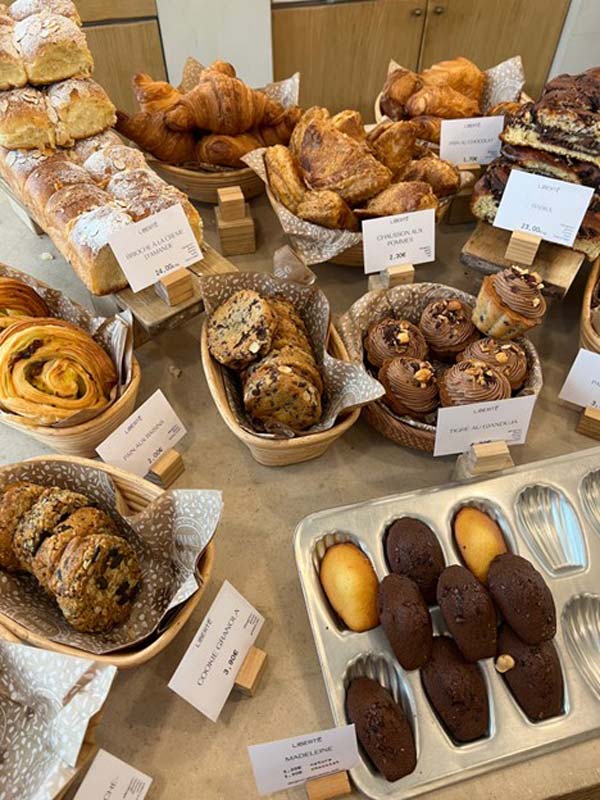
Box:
left=115, top=109, right=197, bottom=165
left=197, top=133, right=264, bottom=168
left=133, top=73, right=181, bottom=114
left=165, top=71, right=284, bottom=135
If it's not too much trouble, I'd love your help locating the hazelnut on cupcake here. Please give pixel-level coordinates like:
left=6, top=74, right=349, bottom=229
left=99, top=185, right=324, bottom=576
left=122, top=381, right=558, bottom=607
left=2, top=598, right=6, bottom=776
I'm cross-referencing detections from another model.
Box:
left=473, top=266, right=546, bottom=339
left=365, top=318, right=428, bottom=369
left=458, top=338, right=528, bottom=391
left=379, top=356, right=439, bottom=419
left=439, top=358, right=511, bottom=407
left=420, top=298, right=479, bottom=361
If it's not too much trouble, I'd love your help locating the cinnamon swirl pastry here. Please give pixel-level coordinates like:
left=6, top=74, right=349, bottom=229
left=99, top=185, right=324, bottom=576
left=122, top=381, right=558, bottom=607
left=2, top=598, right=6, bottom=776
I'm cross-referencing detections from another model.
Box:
left=0, top=318, right=117, bottom=425
left=0, top=277, right=49, bottom=329
left=420, top=298, right=479, bottom=360
left=379, top=356, right=439, bottom=419
left=473, top=266, right=547, bottom=339
left=365, top=318, right=428, bottom=369
left=439, top=359, right=511, bottom=407
left=458, top=338, right=528, bottom=391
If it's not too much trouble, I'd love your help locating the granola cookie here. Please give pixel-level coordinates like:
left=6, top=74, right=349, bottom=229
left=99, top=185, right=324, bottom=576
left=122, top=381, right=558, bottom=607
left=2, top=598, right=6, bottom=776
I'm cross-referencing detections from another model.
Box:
left=0, top=481, right=45, bottom=572
left=207, top=289, right=277, bottom=369
left=244, top=344, right=323, bottom=394
left=244, top=362, right=322, bottom=430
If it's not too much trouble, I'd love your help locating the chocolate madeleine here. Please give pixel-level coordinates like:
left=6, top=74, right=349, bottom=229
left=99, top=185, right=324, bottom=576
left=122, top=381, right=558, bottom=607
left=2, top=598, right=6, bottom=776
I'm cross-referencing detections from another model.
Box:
left=437, top=565, right=497, bottom=662
left=378, top=574, right=432, bottom=670
left=385, top=517, right=445, bottom=604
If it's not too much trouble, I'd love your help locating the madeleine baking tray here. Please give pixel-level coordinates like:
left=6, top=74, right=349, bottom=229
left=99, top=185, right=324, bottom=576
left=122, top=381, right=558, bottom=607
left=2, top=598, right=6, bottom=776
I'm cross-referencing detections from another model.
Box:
left=294, top=447, right=600, bottom=799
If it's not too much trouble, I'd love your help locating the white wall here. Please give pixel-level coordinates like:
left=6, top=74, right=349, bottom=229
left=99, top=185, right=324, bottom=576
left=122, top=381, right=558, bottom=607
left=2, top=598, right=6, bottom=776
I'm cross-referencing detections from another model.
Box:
left=550, top=0, right=600, bottom=77
left=156, top=0, right=273, bottom=87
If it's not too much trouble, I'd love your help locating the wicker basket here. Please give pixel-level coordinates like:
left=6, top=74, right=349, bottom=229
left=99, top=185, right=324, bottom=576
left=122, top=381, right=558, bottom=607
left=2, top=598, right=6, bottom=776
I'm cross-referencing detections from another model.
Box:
left=580, top=257, right=600, bottom=352
left=0, top=455, right=215, bottom=669
left=149, top=159, right=264, bottom=204
left=0, top=358, right=141, bottom=458
left=201, top=324, right=360, bottom=466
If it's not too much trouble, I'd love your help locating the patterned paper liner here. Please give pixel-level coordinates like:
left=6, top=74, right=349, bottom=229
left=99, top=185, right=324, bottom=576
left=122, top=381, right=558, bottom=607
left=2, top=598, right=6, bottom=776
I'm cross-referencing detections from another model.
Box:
left=200, top=271, right=384, bottom=439
left=0, top=459, right=222, bottom=655
left=0, top=641, right=116, bottom=800
left=0, top=263, right=134, bottom=429
left=336, top=282, right=543, bottom=435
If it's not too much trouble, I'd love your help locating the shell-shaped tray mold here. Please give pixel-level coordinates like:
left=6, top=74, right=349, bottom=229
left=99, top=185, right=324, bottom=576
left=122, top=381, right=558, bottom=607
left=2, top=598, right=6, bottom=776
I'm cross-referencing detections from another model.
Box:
left=562, top=594, right=600, bottom=699
left=580, top=469, right=600, bottom=536
left=515, top=484, right=587, bottom=576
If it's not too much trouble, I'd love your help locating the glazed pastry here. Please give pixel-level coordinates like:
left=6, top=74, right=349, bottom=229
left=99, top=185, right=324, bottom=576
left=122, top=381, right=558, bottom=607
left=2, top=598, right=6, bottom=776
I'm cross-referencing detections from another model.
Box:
left=207, top=290, right=277, bottom=369
left=355, top=181, right=437, bottom=219
left=421, top=57, right=485, bottom=105
left=115, top=109, right=198, bottom=165
left=488, top=554, right=556, bottom=645
left=437, top=565, right=497, bottom=662
left=379, top=356, right=439, bottom=420
left=0, top=318, right=117, bottom=425
left=406, top=84, right=480, bottom=120
left=53, top=532, right=141, bottom=633
left=385, top=517, right=445, bottom=605
left=409, top=115, right=442, bottom=144
left=402, top=156, right=460, bottom=197
left=243, top=361, right=322, bottom=431
left=13, top=12, right=93, bottom=85
left=366, top=120, right=416, bottom=179
left=439, top=359, right=511, bottom=407
left=365, top=318, right=428, bottom=368
left=378, top=574, right=433, bottom=670
left=264, top=144, right=306, bottom=214
left=296, top=189, right=359, bottom=231
left=380, top=67, right=422, bottom=121
left=331, top=109, right=365, bottom=141
left=320, top=543, right=379, bottom=632
left=346, top=677, right=417, bottom=781
left=421, top=636, right=489, bottom=742
left=197, top=132, right=264, bottom=168
left=453, top=506, right=508, bottom=584
left=132, top=72, right=181, bottom=114
left=497, top=625, right=564, bottom=721
left=458, top=338, right=528, bottom=391
left=473, top=267, right=547, bottom=339
left=0, top=277, right=49, bottom=328
left=419, top=298, right=479, bottom=360
left=0, top=481, right=44, bottom=571
left=8, top=0, right=82, bottom=24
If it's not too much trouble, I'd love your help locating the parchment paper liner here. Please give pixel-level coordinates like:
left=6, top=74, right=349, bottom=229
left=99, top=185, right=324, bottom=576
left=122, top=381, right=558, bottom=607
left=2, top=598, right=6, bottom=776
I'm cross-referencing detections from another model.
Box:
left=200, top=271, right=384, bottom=439
left=0, top=459, right=222, bottom=655
left=336, top=282, right=543, bottom=436
left=0, top=263, right=134, bottom=429
left=0, top=640, right=116, bottom=799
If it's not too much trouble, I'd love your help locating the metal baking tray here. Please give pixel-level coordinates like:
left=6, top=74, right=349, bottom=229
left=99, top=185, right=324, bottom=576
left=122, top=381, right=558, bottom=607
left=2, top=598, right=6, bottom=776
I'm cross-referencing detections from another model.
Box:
left=294, top=447, right=600, bottom=799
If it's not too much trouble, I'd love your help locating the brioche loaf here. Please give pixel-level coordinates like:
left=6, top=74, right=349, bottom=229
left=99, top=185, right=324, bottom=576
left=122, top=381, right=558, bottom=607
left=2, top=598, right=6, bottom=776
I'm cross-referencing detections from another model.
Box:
left=0, top=21, right=26, bottom=89
left=47, top=78, right=116, bottom=143
left=13, top=12, right=92, bottom=85
left=8, top=0, right=82, bottom=25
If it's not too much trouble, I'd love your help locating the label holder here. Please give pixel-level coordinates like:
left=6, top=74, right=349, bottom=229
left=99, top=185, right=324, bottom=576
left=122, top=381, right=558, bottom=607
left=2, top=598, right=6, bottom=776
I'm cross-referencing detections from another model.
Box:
left=147, top=449, right=185, bottom=488
left=504, top=230, right=542, bottom=266
left=306, top=771, right=352, bottom=800
left=367, top=263, right=415, bottom=292
left=577, top=407, right=600, bottom=440
left=453, top=441, right=514, bottom=480
left=233, top=646, right=267, bottom=697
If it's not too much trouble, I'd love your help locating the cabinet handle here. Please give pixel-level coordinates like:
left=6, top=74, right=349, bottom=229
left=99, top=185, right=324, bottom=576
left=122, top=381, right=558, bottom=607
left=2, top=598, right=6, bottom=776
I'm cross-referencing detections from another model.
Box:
left=433, top=5, right=445, bottom=13
left=412, top=7, right=423, bottom=15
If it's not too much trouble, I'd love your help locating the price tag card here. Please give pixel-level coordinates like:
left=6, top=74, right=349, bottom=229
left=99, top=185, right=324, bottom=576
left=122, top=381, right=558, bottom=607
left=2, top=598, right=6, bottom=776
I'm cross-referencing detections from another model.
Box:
left=169, top=580, right=264, bottom=722
left=109, top=205, right=202, bottom=293
left=434, top=395, right=537, bottom=457
left=440, top=116, right=504, bottom=164
left=96, top=389, right=186, bottom=476
left=248, top=725, right=359, bottom=796
left=362, top=207, right=435, bottom=274
left=493, top=169, right=594, bottom=247
left=73, top=750, right=152, bottom=800
left=559, top=348, right=600, bottom=408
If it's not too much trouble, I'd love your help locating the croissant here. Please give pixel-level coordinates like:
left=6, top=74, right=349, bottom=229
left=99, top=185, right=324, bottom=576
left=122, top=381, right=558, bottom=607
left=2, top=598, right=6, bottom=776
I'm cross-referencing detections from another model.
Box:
left=487, top=101, right=522, bottom=117
left=166, top=71, right=284, bottom=135
left=133, top=73, right=181, bottom=114
left=179, top=56, right=236, bottom=93
left=115, top=109, right=197, bottom=165
left=408, top=115, right=442, bottom=144
left=197, top=133, right=264, bottom=168
left=402, top=156, right=460, bottom=197
left=258, top=106, right=302, bottom=146
left=406, top=85, right=480, bottom=119
left=265, top=144, right=306, bottom=214
left=421, top=57, right=485, bottom=105
left=296, top=190, right=359, bottom=231
left=380, top=68, right=422, bottom=121
left=0, top=277, right=49, bottom=329
left=355, top=181, right=438, bottom=219
left=0, top=318, right=117, bottom=425
left=367, top=120, right=416, bottom=179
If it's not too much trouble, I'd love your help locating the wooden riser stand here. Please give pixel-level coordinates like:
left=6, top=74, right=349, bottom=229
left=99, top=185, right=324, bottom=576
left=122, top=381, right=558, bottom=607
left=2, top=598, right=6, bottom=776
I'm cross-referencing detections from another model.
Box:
left=368, top=263, right=415, bottom=292
left=453, top=441, right=514, bottom=480
left=577, top=407, right=600, bottom=439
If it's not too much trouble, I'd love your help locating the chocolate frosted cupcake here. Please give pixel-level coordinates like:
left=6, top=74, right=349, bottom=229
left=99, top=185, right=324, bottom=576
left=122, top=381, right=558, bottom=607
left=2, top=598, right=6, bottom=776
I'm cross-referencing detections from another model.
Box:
left=379, top=356, right=439, bottom=419
left=473, top=267, right=546, bottom=339
left=420, top=298, right=479, bottom=360
left=458, top=338, right=528, bottom=391
left=365, top=318, right=428, bottom=368
left=439, top=358, right=511, bottom=407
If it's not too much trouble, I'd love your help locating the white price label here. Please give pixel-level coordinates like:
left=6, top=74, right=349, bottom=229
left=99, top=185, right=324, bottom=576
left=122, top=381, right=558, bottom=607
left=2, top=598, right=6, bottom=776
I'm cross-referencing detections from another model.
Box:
left=248, top=725, right=359, bottom=795
left=440, top=116, right=504, bottom=164
left=434, top=394, right=537, bottom=457
left=96, top=389, right=186, bottom=476
left=493, top=169, right=594, bottom=247
left=109, top=205, right=202, bottom=293
left=169, top=581, right=264, bottom=722
left=73, top=750, right=152, bottom=800
left=362, top=207, right=435, bottom=275
left=559, top=348, right=600, bottom=408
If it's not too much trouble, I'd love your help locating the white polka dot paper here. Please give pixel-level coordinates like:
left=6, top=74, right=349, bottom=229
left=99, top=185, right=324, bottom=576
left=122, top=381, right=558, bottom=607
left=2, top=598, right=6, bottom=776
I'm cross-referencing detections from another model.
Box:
left=0, top=460, right=223, bottom=655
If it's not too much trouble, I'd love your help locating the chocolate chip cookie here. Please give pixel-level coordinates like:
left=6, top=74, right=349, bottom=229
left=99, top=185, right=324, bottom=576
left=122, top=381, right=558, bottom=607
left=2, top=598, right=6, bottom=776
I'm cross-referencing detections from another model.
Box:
left=244, top=345, right=323, bottom=394
left=0, top=481, right=45, bottom=572
left=244, top=362, right=322, bottom=430
left=207, top=289, right=277, bottom=369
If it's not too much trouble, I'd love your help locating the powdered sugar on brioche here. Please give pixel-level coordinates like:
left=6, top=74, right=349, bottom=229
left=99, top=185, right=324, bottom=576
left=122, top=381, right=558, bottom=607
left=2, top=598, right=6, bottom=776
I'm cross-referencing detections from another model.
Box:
left=69, top=204, right=134, bottom=256
left=13, top=11, right=86, bottom=58
left=83, top=145, right=149, bottom=183
left=47, top=77, right=111, bottom=109
left=9, top=0, right=81, bottom=24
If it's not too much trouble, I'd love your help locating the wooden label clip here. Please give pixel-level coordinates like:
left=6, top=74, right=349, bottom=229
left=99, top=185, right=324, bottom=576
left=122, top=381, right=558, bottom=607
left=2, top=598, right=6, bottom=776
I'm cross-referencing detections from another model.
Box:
left=505, top=230, right=541, bottom=266
left=306, top=771, right=352, bottom=800
left=216, top=185, right=256, bottom=256
left=233, top=646, right=267, bottom=697
left=453, top=441, right=514, bottom=480
left=368, top=264, right=414, bottom=292
left=148, top=449, right=185, bottom=488
left=577, top=407, right=600, bottom=440
left=154, top=268, right=194, bottom=307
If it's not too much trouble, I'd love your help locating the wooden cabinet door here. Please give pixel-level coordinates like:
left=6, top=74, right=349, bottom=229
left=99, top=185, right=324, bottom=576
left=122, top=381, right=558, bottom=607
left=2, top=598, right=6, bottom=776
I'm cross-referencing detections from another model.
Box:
left=419, top=0, right=570, bottom=100
left=85, top=21, right=167, bottom=114
left=77, top=0, right=158, bottom=23
left=272, top=0, right=427, bottom=120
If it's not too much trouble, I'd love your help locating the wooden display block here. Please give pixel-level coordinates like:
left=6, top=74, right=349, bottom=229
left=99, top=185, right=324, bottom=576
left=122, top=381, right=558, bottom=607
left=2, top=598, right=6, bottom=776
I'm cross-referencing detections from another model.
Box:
left=215, top=203, right=256, bottom=256
left=234, top=647, right=267, bottom=696
left=154, top=268, right=194, bottom=307
left=217, top=186, right=246, bottom=222
left=577, top=407, right=600, bottom=440
left=306, top=771, right=352, bottom=800
left=504, top=230, right=542, bottom=265
left=387, top=264, right=415, bottom=286
left=453, top=441, right=514, bottom=480
left=460, top=221, right=585, bottom=298
left=148, top=449, right=184, bottom=488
